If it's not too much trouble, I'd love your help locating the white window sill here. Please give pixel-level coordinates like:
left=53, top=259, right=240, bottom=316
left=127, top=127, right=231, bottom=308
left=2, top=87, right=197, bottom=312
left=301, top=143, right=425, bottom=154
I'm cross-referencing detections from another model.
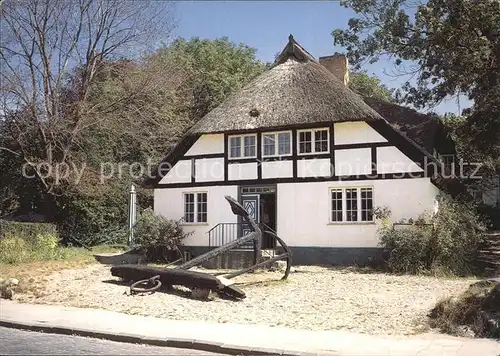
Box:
left=262, top=154, right=292, bottom=159
left=228, top=157, right=257, bottom=160
left=327, top=221, right=376, bottom=225
left=181, top=223, right=209, bottom=226
left=297, top=151, right=330, bottom=156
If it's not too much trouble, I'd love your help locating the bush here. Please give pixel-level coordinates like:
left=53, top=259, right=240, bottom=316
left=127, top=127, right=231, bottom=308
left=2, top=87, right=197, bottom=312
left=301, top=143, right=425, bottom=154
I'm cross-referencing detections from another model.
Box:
left=429, top=280, right=500, bottom=338
left=0, top=231, right=71, bottom=264
left=379, top=195, right=486, bottom=275
left=380, top=225, right=431, bottom=274
left=133, top=208, right=191, bottom=262
left=0, top=220, right=58, bottom=244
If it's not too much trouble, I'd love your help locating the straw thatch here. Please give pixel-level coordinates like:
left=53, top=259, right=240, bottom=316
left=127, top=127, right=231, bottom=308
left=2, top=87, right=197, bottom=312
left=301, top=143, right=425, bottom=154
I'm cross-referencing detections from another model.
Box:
left=188, top=37, right=383, bottom=135
left=362, top=96, right=455, bottom=155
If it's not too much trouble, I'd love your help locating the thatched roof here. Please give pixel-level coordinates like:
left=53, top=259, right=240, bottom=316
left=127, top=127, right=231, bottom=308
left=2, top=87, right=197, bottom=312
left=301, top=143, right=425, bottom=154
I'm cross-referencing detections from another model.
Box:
left=188, top=35, right=383, bottom=135
left=362, top=96, right=455, bottom=155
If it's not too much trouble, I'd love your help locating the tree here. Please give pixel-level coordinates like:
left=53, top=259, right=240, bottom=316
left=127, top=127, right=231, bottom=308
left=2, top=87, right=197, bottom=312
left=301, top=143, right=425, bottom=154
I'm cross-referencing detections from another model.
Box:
left=0, top=0, right=176, bottom=196
left=333, top=0, right=500, bottom=169
left=349, top=72, right=394, bottom=102
left=154, top=37, right=267, bottom=120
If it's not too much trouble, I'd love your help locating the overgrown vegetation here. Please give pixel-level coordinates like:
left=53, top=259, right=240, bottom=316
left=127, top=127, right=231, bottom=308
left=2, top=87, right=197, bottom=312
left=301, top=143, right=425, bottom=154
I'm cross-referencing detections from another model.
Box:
left=0, top=220, right=58, bottom=244
left=0, top=0, right=266, bottom=244
left=333, top=0, right=500, bottom=181
left=378, top=195, right=486, bottom=275
left=133, top=208, right=192, bottom=262
left=429, top=280, right=500, bottom=338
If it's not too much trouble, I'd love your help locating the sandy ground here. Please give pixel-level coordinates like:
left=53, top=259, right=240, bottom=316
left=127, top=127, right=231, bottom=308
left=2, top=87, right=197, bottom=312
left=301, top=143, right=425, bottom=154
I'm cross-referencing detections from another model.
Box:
left=15, top=264, right=476, bottom=335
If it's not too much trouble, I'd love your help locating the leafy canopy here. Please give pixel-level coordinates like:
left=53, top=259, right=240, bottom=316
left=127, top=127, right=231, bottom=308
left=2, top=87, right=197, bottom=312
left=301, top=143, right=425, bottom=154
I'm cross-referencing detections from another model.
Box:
left=333, top=0, right=500, bottom=168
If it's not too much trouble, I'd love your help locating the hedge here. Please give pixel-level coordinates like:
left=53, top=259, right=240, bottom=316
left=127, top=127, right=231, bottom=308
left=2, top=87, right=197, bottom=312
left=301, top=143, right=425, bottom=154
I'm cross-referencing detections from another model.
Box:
left=0, top=220, right=59, bottom=244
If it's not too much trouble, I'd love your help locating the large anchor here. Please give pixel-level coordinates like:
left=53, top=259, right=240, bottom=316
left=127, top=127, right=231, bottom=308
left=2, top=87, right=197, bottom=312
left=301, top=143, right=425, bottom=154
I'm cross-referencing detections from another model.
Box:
left=109, top=196, right=293, bottom=299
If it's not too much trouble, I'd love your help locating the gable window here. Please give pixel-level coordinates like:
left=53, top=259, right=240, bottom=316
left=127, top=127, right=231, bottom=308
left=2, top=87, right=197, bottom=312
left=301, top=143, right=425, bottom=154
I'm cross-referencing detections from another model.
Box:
left=262, top=131, right=292, bottom=157
left=439, top=154, right=455, bottom=173
left=229, top=134, right=256, bottom=159
left=298, top=128, right=329, bottom=154
left=184, top=192, right=207, bottom=223
left=330, top=187, right=373, bottom=223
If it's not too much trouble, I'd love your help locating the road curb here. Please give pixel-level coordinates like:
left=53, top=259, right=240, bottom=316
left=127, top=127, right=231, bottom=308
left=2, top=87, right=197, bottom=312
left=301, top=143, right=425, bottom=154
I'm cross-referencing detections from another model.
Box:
left=0, top=319, right=325, bottom=356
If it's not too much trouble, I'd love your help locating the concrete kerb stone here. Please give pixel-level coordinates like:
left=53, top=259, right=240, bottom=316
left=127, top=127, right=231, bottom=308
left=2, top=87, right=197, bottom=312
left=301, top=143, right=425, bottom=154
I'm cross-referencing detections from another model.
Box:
left=0, top=319, right=327, bottom=356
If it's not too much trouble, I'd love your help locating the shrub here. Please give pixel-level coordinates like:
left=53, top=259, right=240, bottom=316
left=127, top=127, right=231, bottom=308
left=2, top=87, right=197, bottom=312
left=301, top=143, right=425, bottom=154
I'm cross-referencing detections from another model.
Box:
left=133, top=208, right=191, bottom=262
left=429, top=280, right=500, bottom=338
left=378, top=195, right=486, bottom=275
left=379, top=225, right=431, bottom=274
left=0, top=236, right=30, bottom=264
left=0, top=220, right=58, bottom=244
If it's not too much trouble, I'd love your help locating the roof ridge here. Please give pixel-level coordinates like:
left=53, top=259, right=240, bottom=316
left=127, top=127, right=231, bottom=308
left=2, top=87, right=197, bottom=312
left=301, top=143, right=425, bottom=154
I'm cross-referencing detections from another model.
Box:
left=275, top=34, right=316, bottom=64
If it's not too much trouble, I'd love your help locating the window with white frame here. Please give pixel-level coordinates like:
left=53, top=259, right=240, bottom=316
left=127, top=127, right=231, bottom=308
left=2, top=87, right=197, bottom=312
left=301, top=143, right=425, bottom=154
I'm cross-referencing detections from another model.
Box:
left=262, top=131, right=292, bottom=157
left=298, top=128, right=329, bottom=154
left=183, top=192, right=207, bottom=223
left=229, top=134, right=256, bottom=159
left=330, top=187, right=373, bottom=223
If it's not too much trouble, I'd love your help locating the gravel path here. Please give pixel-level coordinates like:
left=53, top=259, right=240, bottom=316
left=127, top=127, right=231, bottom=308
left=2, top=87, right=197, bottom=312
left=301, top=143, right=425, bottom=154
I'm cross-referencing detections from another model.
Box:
left=15, top=264, right=476, bottom=335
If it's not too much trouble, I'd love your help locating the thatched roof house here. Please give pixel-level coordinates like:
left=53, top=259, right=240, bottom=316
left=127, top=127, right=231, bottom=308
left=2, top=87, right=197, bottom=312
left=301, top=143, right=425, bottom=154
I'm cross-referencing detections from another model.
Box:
left=189, top=35, right=383, bottom=135
left=148, top=35, right=467, bottom=268
left=147, top=35, right=451, bottom=187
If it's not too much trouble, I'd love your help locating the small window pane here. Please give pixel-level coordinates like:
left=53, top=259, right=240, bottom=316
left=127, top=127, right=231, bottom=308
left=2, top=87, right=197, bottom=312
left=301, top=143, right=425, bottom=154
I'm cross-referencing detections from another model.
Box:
left=314, top=130, right=328, bottom=152
left=346, top=188, right=358, bottom=222
left=278, top=132, right=291, bottom=155
left=263, top=134, right=275, bottom=156
left=331, top=189, right=343, bottom=222
left=361, top=188, right=373, bottom=221
left=184, top=193, right=195, bottom=223
left=197, top=193, right=207, bottom=223
left=299, top=131, right=312, bottom=153
left=244, top=135, right=256, bottom=157
left=230, top=137, right=241, bottom=158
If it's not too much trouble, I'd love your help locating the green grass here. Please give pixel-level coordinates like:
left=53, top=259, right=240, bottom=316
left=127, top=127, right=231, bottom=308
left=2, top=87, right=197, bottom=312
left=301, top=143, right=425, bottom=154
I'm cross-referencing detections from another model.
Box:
left=0, top=240, right=124, bottom=297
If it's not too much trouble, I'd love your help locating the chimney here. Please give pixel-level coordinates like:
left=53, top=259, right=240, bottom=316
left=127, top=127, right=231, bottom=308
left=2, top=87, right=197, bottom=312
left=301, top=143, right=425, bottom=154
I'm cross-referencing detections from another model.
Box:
left=319, top=55, right=349, bottom=86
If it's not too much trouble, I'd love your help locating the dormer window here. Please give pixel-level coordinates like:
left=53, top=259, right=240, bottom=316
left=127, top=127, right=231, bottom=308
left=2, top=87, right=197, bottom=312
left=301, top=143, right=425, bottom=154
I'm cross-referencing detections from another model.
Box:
left=229, top=134, right=256, bottom=159
left=297, top=128, right=329, bottom=154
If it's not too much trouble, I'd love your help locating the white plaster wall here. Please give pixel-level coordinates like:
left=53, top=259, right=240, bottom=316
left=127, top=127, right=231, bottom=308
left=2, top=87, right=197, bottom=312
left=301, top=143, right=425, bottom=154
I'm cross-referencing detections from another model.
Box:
left=334, top=122, right=387, bottom=145
left=277, top=178, right=439, bottom=247
left=158, top=160, right=192, bottom=184
left=297, top=158, right=331, bottom=178
left=195, top=157, right=225, bottom=182
left=377, top=146, right=423, bottom=174
left=262, top=161, right=293, bottom=179
left=228, top=162, right=258, bottom=180
left=154, top=186, right=238, bottom=246
left=185, top=134, right=224, bottom=156
left=335, top=148, right=371, bottom=176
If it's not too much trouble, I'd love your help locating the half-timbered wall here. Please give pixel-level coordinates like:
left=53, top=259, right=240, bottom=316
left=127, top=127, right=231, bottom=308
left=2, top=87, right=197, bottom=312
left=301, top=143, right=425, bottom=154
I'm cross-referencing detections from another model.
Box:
left=153, top=121, right=440, bottom=251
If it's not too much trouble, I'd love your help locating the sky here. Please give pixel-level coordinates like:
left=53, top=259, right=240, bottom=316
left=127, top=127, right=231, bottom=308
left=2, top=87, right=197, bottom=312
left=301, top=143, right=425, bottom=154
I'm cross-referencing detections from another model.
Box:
left=173, top=1, right=468, bottom=115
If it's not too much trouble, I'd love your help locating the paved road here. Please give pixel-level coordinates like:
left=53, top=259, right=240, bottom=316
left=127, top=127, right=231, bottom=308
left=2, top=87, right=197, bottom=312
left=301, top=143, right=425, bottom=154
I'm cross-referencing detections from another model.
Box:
left=0, top=327, right=223, bottom=355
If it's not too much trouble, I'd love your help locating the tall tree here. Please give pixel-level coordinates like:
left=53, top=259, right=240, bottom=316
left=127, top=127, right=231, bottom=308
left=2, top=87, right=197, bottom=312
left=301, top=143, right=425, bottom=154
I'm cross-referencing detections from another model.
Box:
left=0, top=0, right=176, bottom=196
left=332, top=0, right=500, bottom=168
left=349, top=72, right=394, bottom=102
left=155, top=37, right=267, bottom=120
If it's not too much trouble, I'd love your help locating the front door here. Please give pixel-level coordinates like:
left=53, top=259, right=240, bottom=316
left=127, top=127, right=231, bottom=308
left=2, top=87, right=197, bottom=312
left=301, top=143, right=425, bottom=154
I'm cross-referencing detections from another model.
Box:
left=240, top=194, right=260, bottom=236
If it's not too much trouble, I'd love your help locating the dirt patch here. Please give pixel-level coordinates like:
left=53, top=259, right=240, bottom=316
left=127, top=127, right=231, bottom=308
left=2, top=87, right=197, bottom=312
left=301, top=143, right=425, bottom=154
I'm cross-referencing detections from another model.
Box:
left=15, top=264, right=476, bottom=335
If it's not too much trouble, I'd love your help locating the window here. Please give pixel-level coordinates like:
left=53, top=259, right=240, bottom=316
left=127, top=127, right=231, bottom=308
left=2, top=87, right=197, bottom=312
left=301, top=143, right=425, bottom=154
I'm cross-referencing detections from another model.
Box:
left=183, top=192, right=207, bottom=223
left=439, top=154, right=455, bottom=173
left=330, top=187, right=373, bottom=223
left=229, top=134, right=256, bottom=159
left=262, top=131, right=291, bottom=157
left=298, top=128, right=329, bottom=154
